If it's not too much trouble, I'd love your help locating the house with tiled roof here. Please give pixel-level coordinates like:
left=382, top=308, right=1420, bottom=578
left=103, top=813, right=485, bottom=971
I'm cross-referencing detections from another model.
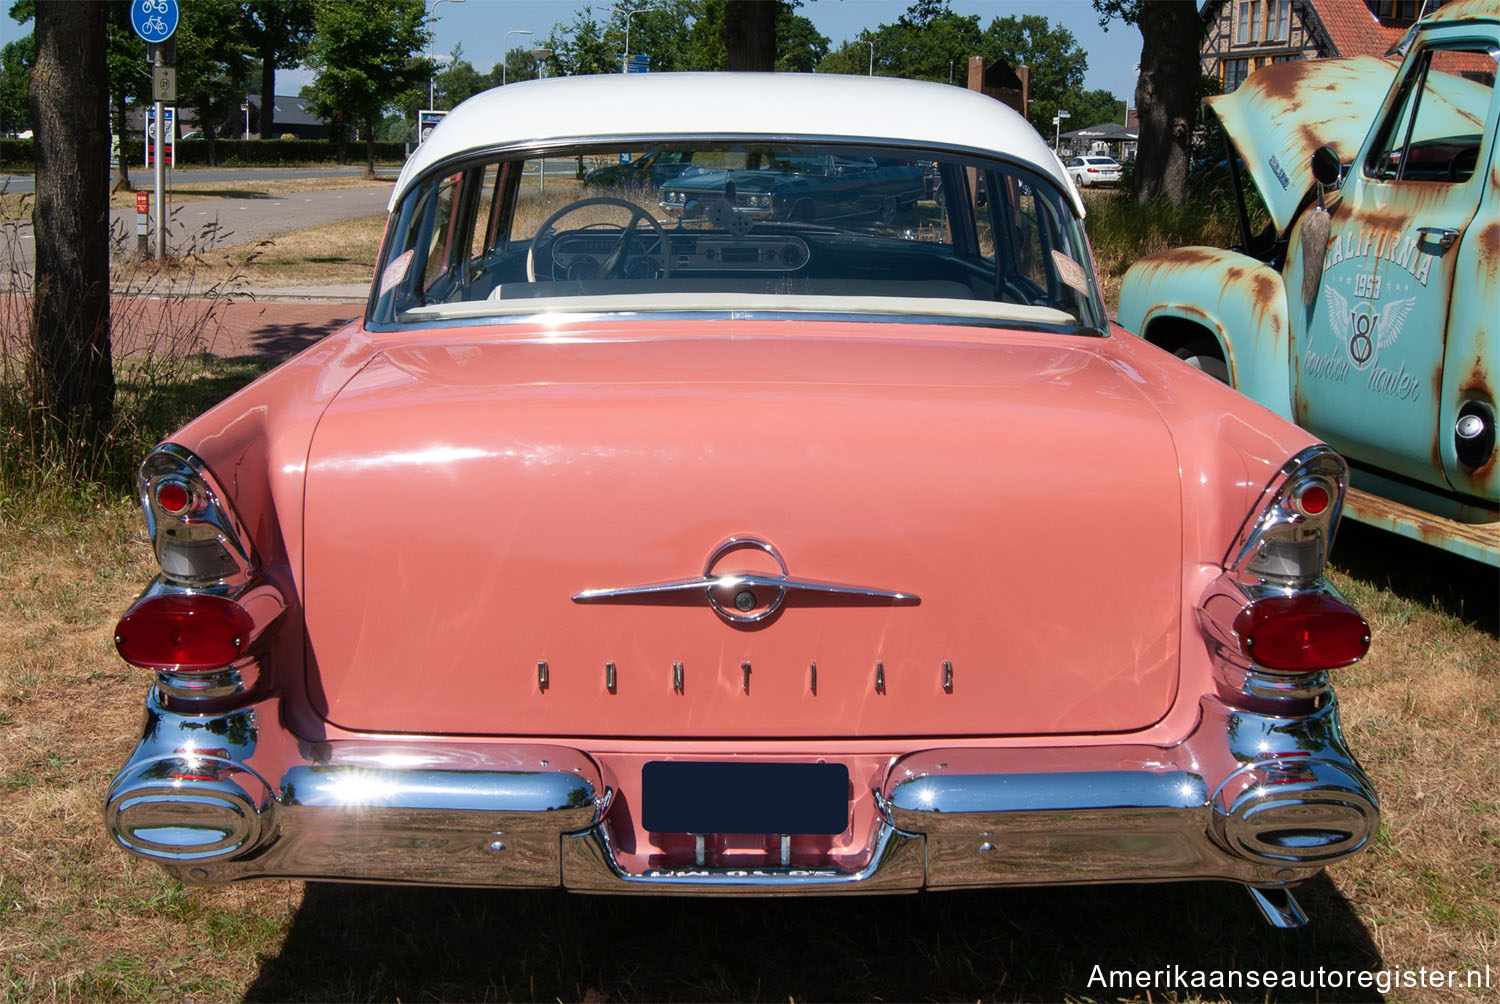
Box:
left=1199, top=0, right=1456, bottom=92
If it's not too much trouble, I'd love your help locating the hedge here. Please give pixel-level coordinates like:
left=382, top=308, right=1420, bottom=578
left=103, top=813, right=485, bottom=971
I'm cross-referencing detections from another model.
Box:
left=0, top=137, right=408, bottom=172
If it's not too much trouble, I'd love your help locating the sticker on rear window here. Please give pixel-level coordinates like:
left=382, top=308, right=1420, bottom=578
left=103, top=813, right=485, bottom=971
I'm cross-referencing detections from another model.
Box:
left=1052, top=250, right=1089, bottom=296
left=379, top=249, right=415, bottom=296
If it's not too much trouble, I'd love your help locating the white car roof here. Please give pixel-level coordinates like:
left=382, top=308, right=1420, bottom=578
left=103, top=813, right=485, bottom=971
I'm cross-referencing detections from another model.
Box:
left=392, top=72, right=1081, bottom=215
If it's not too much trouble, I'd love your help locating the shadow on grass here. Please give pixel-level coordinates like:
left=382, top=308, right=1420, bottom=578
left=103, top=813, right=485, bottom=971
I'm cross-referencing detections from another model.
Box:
left=246, top=874, right=1381, bottom=1002
left=115, top=317, right=347, bottom=433
left=1332, top=521, right=1498, bottom=637
left=168, top=188, right=281, bottom=201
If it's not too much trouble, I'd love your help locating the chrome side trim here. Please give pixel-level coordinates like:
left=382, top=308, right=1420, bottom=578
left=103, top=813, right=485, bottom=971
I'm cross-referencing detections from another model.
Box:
left=573, top=535, right=919, bottom=625
left=886, top=770, right=1209, bottom=828
left=561, top=820, right=925, bottom=895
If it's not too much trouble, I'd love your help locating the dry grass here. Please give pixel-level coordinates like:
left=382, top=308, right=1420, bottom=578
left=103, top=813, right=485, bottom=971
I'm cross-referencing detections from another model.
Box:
left=105, top=175, right=393, bottom=212
left=1081, top=187, right=1246, bottom=313
left=0, top=479, right=1496, bottom=1001
left=168, top=214, right=388, bottom=289
left=1, top=174, right=1496, bottom=1003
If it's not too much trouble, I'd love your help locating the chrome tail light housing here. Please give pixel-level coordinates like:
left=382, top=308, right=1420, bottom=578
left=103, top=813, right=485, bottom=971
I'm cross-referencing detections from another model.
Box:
left=1227, top=445, right=1347, bottom=588
left=121, top=444, right=284, bottom=702
left=138, top=444, right=255, bottom=589
left=1200, top=445, right=1370, bottom=707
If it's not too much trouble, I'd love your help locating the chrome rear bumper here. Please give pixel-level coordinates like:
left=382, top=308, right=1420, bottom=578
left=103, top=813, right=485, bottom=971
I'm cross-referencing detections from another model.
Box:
left=105, top=692, right=1377, bottom=912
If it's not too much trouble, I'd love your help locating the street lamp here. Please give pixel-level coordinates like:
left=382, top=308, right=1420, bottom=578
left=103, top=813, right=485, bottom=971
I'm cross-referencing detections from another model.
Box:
left=531, top=47, right=552, bottom=193
left=501, top=28, right=533, bottom=85
left=618, top=5, right=663, bottom=73
left=866, top=40, right=874, bottom=76
left=427, top=0, right=465, bottom=108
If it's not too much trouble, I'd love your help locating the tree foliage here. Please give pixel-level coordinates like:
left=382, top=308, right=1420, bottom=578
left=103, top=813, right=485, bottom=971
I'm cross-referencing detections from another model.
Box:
left=175, top=0, right=255, bottom=164
left=983, top=15, right=1087, bottom=134
left=541, top=2, right=821, bottom=77
left=241, top=1, right=315, bottom=137
left=303, top=0, right=430, bottom=177
left=1066, top=87, right=1127, bottom=130
left=104, top=2, right=149, bottom=188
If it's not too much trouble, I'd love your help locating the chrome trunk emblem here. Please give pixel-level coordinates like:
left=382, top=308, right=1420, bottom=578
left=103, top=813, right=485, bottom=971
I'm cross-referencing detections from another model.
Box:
left=572, top=536, right=919, bottom=625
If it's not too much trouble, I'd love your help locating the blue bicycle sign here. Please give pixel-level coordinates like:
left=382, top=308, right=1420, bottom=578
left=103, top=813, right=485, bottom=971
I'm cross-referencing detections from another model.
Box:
left=130, top=0, right=179, bottom=44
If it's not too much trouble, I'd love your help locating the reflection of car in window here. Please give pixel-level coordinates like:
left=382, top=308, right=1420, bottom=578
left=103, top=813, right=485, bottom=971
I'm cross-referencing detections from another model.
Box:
left=584, top=148, right=697, bottom=189
left=659, top=150, right=925, bottom=224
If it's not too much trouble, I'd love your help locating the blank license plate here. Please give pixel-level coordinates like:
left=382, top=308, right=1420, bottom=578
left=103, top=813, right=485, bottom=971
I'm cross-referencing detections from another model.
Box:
left=641, top=761, right=849, bottom=835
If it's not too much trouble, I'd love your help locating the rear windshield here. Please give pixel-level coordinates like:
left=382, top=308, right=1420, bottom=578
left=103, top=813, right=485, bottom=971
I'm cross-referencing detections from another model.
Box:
left=371, top=139, right=1105, bottom=331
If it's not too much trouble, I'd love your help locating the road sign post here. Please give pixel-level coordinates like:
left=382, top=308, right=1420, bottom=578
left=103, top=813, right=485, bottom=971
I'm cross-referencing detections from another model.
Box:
left=133, top=0, right=180, bottom=262
left=135, top=192, right=149, bottom=257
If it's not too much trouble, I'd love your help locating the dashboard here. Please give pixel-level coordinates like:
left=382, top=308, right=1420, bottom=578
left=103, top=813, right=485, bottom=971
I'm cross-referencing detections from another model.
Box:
left=549, top=230, right=811, bottom=280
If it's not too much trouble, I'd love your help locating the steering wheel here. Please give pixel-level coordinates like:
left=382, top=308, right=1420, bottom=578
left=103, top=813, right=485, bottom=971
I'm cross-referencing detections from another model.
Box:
left=526, top=196, right=672, bottom=282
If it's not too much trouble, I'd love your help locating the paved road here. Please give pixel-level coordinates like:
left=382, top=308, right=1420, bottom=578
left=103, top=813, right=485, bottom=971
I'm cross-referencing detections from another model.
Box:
left=158, top=183, right=393, bottom=249
left=4, top=183, right=393, bottom=280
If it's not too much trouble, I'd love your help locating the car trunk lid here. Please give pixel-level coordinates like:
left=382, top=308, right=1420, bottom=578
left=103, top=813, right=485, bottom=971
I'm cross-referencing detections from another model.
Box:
left=302, top=323, right=1183, bottom=739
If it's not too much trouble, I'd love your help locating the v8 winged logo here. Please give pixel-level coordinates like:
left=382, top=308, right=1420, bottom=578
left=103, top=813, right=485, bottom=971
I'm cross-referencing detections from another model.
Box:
left=1322, top=285, right=1417, bottom=372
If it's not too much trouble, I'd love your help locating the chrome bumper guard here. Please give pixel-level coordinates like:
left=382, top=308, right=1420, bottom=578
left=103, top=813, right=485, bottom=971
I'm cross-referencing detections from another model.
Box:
left=105, top=693, right=606, bottom=887
left=106, top=692, right=1376, bottom=906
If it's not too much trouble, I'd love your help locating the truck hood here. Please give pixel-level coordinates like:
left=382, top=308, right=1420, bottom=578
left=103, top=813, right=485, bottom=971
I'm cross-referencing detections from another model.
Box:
left=1208, top=56, right=1397, bottom=234
left=301, top=324, right=1184, bottom=739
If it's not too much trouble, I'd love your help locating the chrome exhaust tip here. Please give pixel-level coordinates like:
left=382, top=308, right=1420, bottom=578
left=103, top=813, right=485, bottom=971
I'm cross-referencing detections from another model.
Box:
left=1247, top=885, right=1308, bottom=928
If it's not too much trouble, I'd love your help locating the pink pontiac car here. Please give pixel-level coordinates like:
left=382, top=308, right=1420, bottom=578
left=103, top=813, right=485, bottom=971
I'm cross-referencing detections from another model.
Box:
left=105, top=72, right=1377, bottom=928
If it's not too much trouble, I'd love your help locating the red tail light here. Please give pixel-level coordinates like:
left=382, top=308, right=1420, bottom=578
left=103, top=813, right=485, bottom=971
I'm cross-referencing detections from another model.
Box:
left=1234, top=594, right=1370, bottom=672
left=115, top=594, right=255, bottom=672
left=154, top=479, right=192, bottom=516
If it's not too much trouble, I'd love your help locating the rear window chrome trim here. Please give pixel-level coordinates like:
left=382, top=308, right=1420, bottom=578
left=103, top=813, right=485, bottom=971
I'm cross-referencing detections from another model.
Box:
left=362, top=308, right=1110, bottom=339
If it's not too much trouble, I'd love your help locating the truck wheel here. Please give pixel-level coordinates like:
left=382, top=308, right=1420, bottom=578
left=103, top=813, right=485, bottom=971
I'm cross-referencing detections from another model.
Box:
left=1174, top=339, right=1230, bottom=385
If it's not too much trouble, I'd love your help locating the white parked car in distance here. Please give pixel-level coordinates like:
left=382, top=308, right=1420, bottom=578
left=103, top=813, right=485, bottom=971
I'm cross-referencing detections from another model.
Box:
left=1066, top=155, right=1123, bottom=187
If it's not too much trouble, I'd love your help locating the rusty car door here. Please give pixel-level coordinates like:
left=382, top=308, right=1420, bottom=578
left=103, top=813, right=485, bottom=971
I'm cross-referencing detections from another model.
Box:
left=1293, top=33, right=1498, bottom=495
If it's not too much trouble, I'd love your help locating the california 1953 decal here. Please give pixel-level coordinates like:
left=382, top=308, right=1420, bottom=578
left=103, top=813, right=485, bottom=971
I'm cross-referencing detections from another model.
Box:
left=1302, top=227, right=1433, bottom=402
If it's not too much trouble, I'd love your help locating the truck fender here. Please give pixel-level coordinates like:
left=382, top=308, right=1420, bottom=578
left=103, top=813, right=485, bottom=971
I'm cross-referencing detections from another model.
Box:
left=1118, top=246, right=1295, bottom=423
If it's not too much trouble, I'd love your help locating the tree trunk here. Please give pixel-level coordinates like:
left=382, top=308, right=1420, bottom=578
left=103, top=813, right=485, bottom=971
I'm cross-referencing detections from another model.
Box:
left=29, top=0, right=113, bottom=436
left=113, top=90, right=132, bottom=191
left=204, top=124, right=217, bottom=167
left=364, top=118, right=376, bottom=180
left=721, top=0, right=776, bottom=71
left=259, top=43, right=276, bottom=139
left=1131, top=0, right=1202, bottom=205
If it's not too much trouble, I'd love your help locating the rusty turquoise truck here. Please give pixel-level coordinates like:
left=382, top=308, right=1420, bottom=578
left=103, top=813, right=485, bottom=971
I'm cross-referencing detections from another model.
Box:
left=1119, top=0, right=1498, bottom=565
